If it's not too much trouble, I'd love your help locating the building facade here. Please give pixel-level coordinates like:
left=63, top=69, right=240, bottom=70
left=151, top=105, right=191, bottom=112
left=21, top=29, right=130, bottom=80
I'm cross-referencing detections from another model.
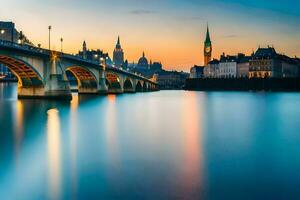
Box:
left=249, top=47, right=299, bottom=78
left=154, top=70, right=189, bottom=89
left=78, top=41, right=109, bottom=62
left=249, top=47, right=280, bottom=78
left=190, top=65, right=204, bottom=78
left=150, top=61, right=162, bottom=72
left=237, top=54, right=251, bottom=78
left=204, top=59, right=219, bottom=78
left=113, top=36, right=124, bottom=68
left=137, top=52, right=149, bottom=70
left=0, top=21, right=33, bottom=78
left=218, top=55, right=237, bottom=78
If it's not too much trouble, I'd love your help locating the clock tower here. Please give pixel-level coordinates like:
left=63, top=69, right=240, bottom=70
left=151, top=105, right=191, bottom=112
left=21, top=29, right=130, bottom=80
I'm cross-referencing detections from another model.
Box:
left=204, top=25, right=212, bottom=66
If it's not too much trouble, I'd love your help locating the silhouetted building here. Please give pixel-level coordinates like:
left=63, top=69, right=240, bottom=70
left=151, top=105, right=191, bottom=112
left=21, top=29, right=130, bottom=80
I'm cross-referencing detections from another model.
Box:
left=130, top=59, right=163, bottom=78
left=153, top=70, right=189, bottom=89
left=137, top=52, right=149, bottom=70
left=82, top=41, right=87, bottom=59
left=190, top=65, right=204, bottom=78
left=281, top=55, right=299, bottom=78
left=78, top=41, right=109, bottom=62
left=113, top=36, right=124, bottom=68
left=150, top=61, right=162, bottom=71
left=0, top=21, right=33, bottom=78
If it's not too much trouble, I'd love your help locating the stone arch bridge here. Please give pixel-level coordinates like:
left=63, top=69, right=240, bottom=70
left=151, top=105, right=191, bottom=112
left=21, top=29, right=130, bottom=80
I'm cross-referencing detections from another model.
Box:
left=0, top=40, right=159, bottom=100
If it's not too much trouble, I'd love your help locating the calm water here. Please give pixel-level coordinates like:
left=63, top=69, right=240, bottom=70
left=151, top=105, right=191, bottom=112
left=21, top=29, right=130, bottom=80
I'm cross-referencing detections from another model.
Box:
left=1, top=83, right=300, bottom=200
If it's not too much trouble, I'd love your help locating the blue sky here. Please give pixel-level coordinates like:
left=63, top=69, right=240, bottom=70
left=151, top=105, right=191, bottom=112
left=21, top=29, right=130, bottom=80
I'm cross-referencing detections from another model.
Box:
left=0, top=0, right=299, bottom=70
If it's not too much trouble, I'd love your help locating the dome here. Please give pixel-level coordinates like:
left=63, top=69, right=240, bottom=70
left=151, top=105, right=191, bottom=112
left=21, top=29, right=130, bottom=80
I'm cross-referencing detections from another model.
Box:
left=138, top=52, right=149, bottom=68
left=138, top=57, right=148, bottom=65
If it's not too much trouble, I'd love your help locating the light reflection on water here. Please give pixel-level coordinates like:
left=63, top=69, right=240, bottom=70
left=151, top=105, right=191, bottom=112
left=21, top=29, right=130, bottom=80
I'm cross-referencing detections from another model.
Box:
left=105, top=95, right=121, bottom=170
left=69, top=94, right=78, bottom=199
left=179, top=92, right=203, bottom=198
left=13, top=100, right=24, bottom=163
left=47, top=108, right=62, bottom=200
left=1, top=83, right=300, bottom=199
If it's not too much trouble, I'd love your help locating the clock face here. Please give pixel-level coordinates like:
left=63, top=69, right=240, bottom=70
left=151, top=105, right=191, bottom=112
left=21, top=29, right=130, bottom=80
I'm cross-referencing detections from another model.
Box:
left=205, top=46, right=211, bottom=53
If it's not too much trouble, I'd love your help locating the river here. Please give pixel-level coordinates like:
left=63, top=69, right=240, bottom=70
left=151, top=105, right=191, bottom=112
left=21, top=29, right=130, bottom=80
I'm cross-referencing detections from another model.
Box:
left=0, top=83, right=300, bottom=199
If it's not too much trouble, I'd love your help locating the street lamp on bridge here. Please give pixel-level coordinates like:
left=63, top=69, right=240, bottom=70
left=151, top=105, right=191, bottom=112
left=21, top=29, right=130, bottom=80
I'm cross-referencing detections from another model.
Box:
left=48, top=26, right=52, bottom=50
left=100, top=57, right=108, bottom=70
left=60, top=37, right=63, bottom=52
left=18, top=31, right=24, bottom=45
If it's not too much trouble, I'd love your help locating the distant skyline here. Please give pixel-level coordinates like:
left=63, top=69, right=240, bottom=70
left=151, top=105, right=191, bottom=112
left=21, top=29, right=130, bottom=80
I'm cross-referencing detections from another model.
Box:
left=0, top=0, right=299, bottom=71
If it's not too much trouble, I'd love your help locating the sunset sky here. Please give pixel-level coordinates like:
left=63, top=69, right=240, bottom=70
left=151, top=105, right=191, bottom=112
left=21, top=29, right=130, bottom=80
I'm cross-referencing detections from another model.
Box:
left=0, top=0, right=299, bottom=71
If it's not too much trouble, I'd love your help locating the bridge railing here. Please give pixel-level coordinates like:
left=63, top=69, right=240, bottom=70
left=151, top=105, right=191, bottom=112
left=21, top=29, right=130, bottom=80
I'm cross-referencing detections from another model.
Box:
left=61, top=53, right=101, bottom=66
left=0, top=39, right=50, bottom=55
left=0, top=39, right=100, bottom=66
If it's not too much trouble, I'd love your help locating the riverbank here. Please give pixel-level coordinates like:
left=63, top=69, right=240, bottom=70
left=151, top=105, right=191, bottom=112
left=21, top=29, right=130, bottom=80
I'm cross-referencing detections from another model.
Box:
left=185, top=78, right=300, bottom=91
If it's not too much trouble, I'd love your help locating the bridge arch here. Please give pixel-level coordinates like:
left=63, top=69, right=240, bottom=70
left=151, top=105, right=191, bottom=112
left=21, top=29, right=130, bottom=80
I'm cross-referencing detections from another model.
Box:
left=136, top=81, right=143, bottom=92
left=123, top=78, right=134, bottom=93
left=106, top=72, right=123, bottom=93
left=0, top=55, right=44, bottom=87
left=66, top=66, right=98, bottom=94
left=143, top=82, right=149, bottom=92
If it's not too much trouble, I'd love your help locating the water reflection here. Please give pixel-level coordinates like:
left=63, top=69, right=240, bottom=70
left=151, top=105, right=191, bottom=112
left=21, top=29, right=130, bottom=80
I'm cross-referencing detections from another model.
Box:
left=1, top=83, right=300, bottom=199
left=69, top=95, right=78, bottom=198
left=179, top=92, right=203, bottom=198
left=14, top=100, right=24, bottom=162
left=47, top=108, right=62, bottom=200
left=105, top=94, right=120, bottom=169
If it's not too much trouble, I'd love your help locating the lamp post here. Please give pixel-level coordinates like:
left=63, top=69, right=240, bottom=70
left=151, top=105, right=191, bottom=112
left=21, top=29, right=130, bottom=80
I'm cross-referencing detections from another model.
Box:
left=18, top=31, right=23, bottom=45
left=60, top=37, right=63, bottom=52
left=100, top=57, right=107, bottom=70
left=48, top=26, right=52, bottom=50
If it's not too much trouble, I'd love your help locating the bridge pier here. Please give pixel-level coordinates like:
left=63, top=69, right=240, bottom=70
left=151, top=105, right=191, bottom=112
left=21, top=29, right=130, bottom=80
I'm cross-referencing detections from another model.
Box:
left=18, top=75, right=72, bottom=100
left=44, top=74, right=72, bottom=100
left=18, top=86, right=46, bottom=99
left=98, top=69, right=108, bottom=94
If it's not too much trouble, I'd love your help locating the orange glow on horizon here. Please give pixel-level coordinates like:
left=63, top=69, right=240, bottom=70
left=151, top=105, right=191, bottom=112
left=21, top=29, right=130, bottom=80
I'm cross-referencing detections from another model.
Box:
left=3, top=1, right=299, bottom=72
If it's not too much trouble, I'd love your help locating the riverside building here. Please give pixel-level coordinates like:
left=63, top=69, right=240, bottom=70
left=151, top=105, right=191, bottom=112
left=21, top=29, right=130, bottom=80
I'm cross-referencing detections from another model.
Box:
left=249, top=47, right=300, bottom=78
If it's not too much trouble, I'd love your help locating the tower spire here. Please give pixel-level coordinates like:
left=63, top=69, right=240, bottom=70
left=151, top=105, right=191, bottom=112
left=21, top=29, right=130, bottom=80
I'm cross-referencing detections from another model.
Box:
left=116, top=36, right=121, bottom=48
left=205, top=24, right=211, bottom=43
left=204, top=23, right=212, bottom=66
left=83, top=40, right=87, bottom=59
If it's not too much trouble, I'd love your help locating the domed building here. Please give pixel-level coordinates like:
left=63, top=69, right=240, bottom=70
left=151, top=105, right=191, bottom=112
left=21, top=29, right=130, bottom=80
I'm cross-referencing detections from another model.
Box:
left=137, top=52, right=149, bottom=70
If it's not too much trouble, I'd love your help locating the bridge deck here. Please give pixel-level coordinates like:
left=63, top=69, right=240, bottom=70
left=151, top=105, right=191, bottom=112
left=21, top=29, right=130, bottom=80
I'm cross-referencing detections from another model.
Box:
left=0, top=40, right=157, bottom=85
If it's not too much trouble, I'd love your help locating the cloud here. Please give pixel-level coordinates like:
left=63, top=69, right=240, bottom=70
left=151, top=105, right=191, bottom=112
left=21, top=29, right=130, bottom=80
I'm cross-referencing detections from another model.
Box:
left=129, top=9, right=156, bottom=15
left=223, top=34, right=239, bottom=38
